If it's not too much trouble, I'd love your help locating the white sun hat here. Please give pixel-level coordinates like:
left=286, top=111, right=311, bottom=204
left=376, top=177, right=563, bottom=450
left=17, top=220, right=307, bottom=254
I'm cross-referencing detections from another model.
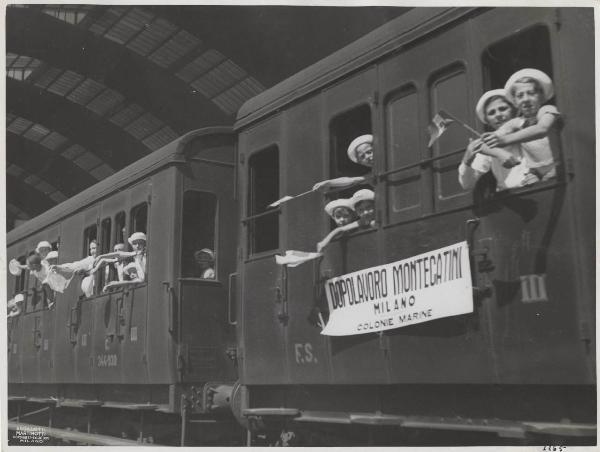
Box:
left=475, top=89, right=513, bottom=124
left=346, top=134, right=373, bottom=163
left=504, top=68, right=554, bottom=104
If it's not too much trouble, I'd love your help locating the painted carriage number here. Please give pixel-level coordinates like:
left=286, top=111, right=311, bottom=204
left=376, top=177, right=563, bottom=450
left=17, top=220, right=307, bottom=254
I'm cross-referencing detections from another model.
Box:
left=96, top=354, right=118, bottom=367
left=294, top=343, right=317, bottom=364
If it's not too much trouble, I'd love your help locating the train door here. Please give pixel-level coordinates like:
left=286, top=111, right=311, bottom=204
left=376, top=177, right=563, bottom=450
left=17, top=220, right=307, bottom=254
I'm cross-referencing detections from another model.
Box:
left=469, top=8, right=593, bottom=383
left=377, top=16, right=495, bottom=383
left=279, top=95, right=332, bottom=384
left=175, top=152, right=237, bottom=382
left=121, top=181, right=151, bottom=383
left=75, top=206, right=99, bottom=384
left=317, top=68, right=390, bottom=383
left=238, top=118, right=288, bottom=384
left=91, top=191, right=128, bottom=384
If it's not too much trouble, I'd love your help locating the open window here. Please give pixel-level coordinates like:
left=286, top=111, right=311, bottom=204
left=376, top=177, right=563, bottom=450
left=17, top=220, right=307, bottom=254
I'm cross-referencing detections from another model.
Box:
left=181, top=191, right=217, bottom=278
left=98, top=217, right=111, bottom=287
left=247, top=146, right=279, bottom=255
left=130, top=203, right=148, bottom=239
left=481, top=25, right=560, bottom=184
left=328, top=105, right=372, bottom=201
left=114, top=211, right=127, bottom=246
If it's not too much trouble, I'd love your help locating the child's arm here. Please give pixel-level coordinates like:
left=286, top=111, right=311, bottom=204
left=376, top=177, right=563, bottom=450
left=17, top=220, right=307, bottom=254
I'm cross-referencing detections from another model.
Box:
left=316, top=221, right=360, bottom=252
left=482, top=110, right=559, bottom=148
left=94, top=250, right=136, bottom=264
left=313, top=176, right=367, bottom=192
left=103, top=278, right=142, bottom=292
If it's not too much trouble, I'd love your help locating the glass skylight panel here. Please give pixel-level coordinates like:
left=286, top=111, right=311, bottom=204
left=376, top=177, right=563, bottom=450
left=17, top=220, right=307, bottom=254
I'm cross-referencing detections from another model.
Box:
left=125, top=112, right=163, bottom=140
left=42, top=6, right=91, bottom=25
left=176, top=49, right=226, bottom=83
left=35, top=180, right=56, bottom=195
left=127, top=17, right=177, bottom=57
left=73, top=152, right=102, bottom=171
left=109, top=103, right=144, bottom=127
left=142, top=126, right=178, bottom=150
left=89, top=6, right=127, bottom=35
left=33, top=66, right=61, bottom=89
left=61, top=143, right=86, bottom=160
left=47, top=70, right=85, bottom=96
left=6, top=165, right=24, bottom=178
left=7, top=117, right=33, bottom=135
left=148, top=30, right=200, bottom=68
left=49, top=192, right=68, bottom=203
left=89, top=163, right=115, bottom=180
left=23, top=123, right=51, bottom=142
left=67, top=78, right=105, bottom=105
left=86, top=88, right=124, bottom=116
left=39, top=131, right=69, bottom=151
left=105, top=7, right=154, bottom=45
left=24, top=174, right=42, bottom=186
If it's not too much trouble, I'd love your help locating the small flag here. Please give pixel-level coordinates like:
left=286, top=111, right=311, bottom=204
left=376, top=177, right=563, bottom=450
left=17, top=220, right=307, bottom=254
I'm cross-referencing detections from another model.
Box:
left=275, top=250, right=322, bottom=267
left=427, top=111, right=455, bottom=147
left=269, top=196, right=293, bottom=208
left=44, top=270, right=75, bottom=293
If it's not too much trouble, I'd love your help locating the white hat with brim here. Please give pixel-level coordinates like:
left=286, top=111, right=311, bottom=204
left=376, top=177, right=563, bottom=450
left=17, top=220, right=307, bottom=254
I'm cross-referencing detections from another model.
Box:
left=347, top=134, right=373, bottom=163
left=504, top=68, right=554, bottom=104
left=46, top=251, right=58, bottom=260
left=475, top=89, right=513, bottom=124
left=350, top=189, right=375, bottom=207
left=36, top=241, right=52, bottom=253
left=124, top=262, right=138, bottom=275
left=195, top=248, right=215, bottom=260
left=128, top=232, right=147, bottom=245
left=324, top=198, right=355, bottom=217
left=14, top=294, right=25, bottom=303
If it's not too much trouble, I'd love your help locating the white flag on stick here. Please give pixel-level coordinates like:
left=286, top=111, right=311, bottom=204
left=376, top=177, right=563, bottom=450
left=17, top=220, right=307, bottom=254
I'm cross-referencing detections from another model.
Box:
left=427, top=111, right=455, bottom=147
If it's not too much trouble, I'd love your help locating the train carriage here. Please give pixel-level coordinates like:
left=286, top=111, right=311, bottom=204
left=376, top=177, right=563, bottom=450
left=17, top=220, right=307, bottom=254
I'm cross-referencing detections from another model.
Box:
left=7, top=128, right=241, bottom=444
left=233, top=7, right=595, bottom=445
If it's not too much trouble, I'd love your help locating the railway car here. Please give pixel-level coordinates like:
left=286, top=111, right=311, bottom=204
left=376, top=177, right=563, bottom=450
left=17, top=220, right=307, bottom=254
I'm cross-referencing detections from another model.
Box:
left=232, top=7, right=595, bottom=446
left=7, top=128, right=242, bottom=445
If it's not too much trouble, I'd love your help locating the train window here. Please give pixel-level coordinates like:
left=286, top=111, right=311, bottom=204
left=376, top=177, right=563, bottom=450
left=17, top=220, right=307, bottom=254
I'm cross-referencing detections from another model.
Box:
left=130, top=203, right=148, bottom=238
left=482, top=25, right=552, bottom=93
left=429, top=64, right=470, bottom=201
left=248, top=146, right=279, bottom=255
left=99, top=218, right=111, bottom=288
left=114, top=211, right=127, bottom=246
left=83, top=224, right=98, bottom=297
left=83, top=224, right=97, bottom=258
left=328, top=104, right=372, bottom=198
left=385, top=85, right=421, bottom=222
left=181, top=191, right=217, bottom=278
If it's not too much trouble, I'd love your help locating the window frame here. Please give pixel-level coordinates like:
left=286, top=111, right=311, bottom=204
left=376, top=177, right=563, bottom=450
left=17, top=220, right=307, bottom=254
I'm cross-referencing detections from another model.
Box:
left=245, top=145, right=281, bottom=258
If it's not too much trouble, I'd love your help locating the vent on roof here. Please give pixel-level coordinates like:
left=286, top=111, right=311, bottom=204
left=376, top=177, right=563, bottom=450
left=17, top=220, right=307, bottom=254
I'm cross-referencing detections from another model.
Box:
left=148, top=30, right=200, bottom=68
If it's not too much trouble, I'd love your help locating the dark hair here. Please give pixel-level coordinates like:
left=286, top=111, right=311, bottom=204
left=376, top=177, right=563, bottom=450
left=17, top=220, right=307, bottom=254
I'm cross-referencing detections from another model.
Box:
left=27, top=252, right=41, bottom=265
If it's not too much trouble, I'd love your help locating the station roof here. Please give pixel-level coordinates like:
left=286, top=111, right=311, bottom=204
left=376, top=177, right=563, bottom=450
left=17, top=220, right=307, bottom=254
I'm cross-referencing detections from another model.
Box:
left=6, top=4, right=409, bottom=231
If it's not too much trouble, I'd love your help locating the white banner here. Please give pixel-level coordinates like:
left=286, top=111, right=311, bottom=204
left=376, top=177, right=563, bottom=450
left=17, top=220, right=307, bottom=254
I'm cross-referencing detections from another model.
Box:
left=321, top=241, right=473, bottom=336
